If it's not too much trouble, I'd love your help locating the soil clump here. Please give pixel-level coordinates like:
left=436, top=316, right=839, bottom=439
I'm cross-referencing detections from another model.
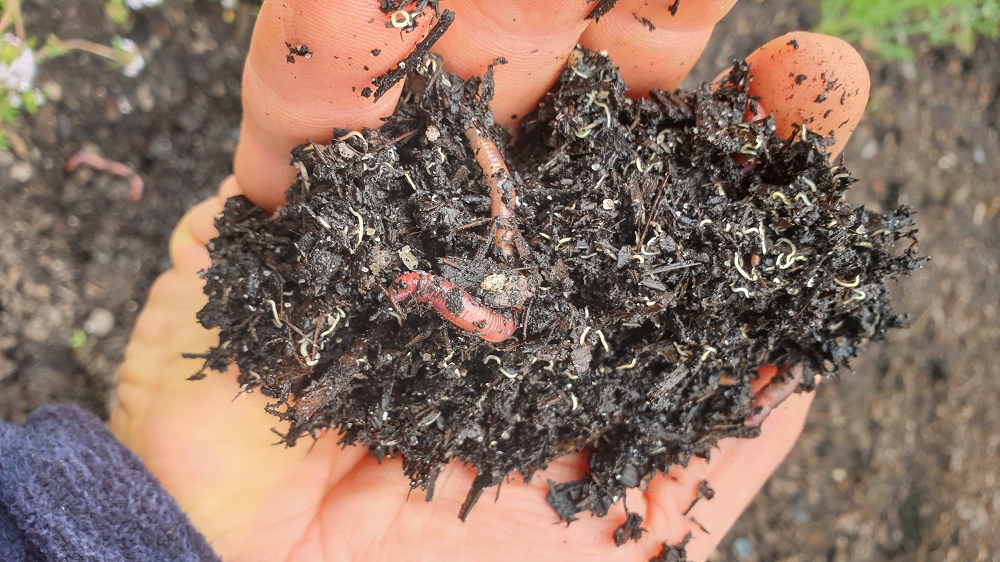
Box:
left=194, top=48, right=923, bottom=522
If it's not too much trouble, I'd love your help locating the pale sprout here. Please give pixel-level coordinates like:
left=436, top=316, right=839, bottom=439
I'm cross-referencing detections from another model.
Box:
left=118, top=38, right=146, bottom=77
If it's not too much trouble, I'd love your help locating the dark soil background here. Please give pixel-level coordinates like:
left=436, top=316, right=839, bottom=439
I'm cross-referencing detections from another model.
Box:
left=0, top=0, right=996, bottom=560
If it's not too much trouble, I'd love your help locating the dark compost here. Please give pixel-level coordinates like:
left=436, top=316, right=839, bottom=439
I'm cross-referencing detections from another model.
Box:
left=193, top=49, right=923, bottom=523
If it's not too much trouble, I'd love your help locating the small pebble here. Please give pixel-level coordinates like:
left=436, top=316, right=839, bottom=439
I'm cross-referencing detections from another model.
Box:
left=899, top=60, right=918, bottom=81
left=150, top=137, right=173, bottom=158
left=9, top=161, right=33, bottom=182
left=973, top=146, right=986, bottom=164
left=733, top=537, right=751, bottom=558
left=117, top=96, right=133, bottom=115
left=860, top=139, right=878, bottom=160
left=135, top=83, right=155, bottom=112
left=83, top=308, right=116, bottom=337
left=41, top=80, right=63, bottom=102
left=831, top=467, right=848, bottom=483
left=937, top=152, right=958, bottom=170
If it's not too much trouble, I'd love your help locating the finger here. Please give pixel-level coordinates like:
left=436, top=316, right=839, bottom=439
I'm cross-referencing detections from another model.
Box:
left=113, top=195, right=225, bottom=439
left=577, top=0, right=739, bottom=96
left=744, top=32, right=870, bottom=159
left=167, top=197, right=223, bottom=273
left=113, top=190, right=372, bottom=558
left=750, top=363, right=779, bottom=395
left=636, top=35, right=868, bottom=555
left=592, top=34, right=867, bottom=556
left=235, top=0, right=436, bottom=209
left=217, top=173, right=242, bottom=199
left=431, top=0, right=593, bottom=131
left=646, top=388, right=815, bottom=561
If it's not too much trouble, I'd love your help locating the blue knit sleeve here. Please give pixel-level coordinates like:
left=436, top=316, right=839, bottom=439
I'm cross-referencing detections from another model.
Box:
left=0, top=404, right=220, bottom=562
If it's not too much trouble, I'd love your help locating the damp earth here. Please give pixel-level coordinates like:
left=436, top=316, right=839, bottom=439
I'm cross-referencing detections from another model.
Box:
left=193, top=48, right=923, bottom=525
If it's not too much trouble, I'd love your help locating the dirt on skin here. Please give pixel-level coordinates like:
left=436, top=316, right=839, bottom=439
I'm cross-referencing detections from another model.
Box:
left=193, top=47, right=921, bottom=523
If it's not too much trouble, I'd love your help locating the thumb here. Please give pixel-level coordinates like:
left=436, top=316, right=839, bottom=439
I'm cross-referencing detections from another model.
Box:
left=745, top=32, right=870, bottom=160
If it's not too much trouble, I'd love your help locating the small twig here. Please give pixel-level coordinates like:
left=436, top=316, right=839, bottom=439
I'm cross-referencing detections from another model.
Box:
left=647, top=262, right=701, bottom=275
left=1, top=125, right=28, bottom=159
left=521, top=300, right=532, bottom=341
left=371, top=9, right=455, bottom=101
left=283, top=319, right=312, bottom=344
left=378, top=281, right=406, bottom=319
left=39, top=38, right=122, bottom=62
left=639, top=174, right=668, bottom=247
left=682, top=480, right=715, bottom=515
left=0, top=0, right=25, bottom=39
left=449, top=217, right=493, bottom=232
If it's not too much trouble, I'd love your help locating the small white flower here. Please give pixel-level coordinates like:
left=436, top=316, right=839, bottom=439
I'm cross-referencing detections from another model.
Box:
left=220, top=0, right=237, bottom=8
left=125, top=0, right=163, bottom=9
left=118, top=38, right=146, bottom=77
left=7, top=91, right=22, bottom=108
left=0, top=34, right=38, bottom=93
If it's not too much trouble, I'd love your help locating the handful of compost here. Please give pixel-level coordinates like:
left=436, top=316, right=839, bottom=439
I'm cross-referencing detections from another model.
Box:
left=194, top=50, right=923, bottom=522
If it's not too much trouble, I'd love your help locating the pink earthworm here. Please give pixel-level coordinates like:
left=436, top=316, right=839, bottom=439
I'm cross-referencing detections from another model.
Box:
left=389, top=272, right=517, bottom=343
left=744, top=364, right=804, bottom=428
left=465, top=124, right=517, bottom=257
left=65, top=151, right=144, bottom=202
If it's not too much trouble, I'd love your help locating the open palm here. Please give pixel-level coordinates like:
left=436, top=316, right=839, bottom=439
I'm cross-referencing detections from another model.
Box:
left=108, top=1, right=870, bottom=560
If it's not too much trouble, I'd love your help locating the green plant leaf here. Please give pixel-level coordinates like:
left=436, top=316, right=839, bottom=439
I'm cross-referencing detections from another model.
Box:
left=817, top=0, right=1000, bottom=60
left=105, top=0, right=129, bottom=24
left=41, top=35, right=69, bottom=60
left=69, top=330, right=87, bottom=350
left=20, top=90, right=37, bottom=113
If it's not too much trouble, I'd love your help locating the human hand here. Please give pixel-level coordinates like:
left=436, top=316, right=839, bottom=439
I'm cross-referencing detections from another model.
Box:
left=109, top=2, right=869, bottom=560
